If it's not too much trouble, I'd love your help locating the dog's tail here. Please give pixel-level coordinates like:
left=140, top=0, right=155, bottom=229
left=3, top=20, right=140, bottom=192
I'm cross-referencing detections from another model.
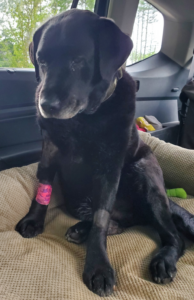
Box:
left=169, top=198, right=194, bottom=240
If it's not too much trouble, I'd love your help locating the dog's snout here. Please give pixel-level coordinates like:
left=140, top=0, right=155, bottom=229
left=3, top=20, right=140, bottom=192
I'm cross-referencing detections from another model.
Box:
left=40, top=98, right=61, bottom=114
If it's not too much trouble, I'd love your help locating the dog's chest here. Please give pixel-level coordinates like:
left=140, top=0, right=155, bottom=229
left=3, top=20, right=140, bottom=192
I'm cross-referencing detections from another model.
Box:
left=41, top=116, right=108, bottom=163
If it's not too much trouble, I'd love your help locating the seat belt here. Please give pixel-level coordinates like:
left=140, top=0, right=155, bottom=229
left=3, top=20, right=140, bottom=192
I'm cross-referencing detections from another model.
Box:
left=187, top=50, right=194, bottom=84
left=178, top=50, right=194, bottom=146
left=71, top=0, right=79, bottom=9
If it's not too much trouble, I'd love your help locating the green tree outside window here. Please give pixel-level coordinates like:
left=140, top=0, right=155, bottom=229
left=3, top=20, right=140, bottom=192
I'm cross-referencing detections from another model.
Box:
left=127, top=0, right=164, bottom=65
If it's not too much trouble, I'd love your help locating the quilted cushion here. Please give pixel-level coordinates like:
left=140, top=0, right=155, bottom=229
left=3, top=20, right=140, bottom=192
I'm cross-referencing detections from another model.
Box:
left=0, top=134, right=194, bottom=299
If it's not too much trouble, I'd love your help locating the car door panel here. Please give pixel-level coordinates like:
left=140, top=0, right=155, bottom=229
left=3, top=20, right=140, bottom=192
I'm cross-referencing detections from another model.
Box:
left=0, top=68, right=41, bottom=170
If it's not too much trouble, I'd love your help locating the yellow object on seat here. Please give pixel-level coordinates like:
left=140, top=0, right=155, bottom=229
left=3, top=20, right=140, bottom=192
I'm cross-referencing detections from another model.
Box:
left=0, top=133, right=194, bottom=299
left=136, top=116, right=155, bottom=131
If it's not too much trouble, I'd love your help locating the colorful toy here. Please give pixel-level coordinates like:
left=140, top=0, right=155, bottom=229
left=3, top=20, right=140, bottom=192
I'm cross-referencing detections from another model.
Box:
left=136, top=124, right=146, bottom=132
left=167, top=188, right=187, bottom=199
left=136, top=117, right=155, bottom=131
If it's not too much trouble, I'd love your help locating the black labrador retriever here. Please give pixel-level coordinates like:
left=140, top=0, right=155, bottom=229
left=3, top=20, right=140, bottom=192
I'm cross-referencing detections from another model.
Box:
left=16, top=9, right=194, bottom=297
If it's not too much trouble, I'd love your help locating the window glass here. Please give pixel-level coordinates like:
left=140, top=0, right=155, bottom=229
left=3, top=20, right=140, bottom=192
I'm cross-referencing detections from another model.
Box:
left=127, top=0, right=164, bottom=66
left=0, top=0, right=95, bottom=68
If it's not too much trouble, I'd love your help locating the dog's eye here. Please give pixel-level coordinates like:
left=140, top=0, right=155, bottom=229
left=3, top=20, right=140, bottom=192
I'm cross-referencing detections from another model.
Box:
left=38, top=58, right=46, bottom=65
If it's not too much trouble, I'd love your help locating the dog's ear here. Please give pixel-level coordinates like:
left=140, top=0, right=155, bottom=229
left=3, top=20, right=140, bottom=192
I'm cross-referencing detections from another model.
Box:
left=29, top=42, right=34, bottom=65
left=29, top=24, right=47, bottom=83
left=97, top=18, right=133, bottom=80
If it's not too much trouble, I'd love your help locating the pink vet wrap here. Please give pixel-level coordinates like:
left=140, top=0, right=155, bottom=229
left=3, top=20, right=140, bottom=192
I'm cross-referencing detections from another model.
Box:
left=35, top=183, right=52, bottom=205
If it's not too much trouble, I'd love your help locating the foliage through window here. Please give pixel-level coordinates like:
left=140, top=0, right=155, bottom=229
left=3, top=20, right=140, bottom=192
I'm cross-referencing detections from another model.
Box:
left=0, top=0, right=95, bottom=68
left=127, top=0, right=164, bottom=65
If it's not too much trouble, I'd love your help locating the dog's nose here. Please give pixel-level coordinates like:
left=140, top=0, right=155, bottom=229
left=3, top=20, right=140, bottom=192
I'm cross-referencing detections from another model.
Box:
left=40, top=99, right=61, bottom=114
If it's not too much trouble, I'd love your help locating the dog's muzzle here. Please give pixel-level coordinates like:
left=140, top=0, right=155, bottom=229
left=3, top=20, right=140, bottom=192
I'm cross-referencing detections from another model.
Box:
left=39, top=96, right=86, bottom=119
left=40, top=98, right=61, bottom=114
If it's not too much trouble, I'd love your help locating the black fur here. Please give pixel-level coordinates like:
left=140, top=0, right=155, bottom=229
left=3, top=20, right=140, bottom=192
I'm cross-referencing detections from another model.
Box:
left=16, top=9, right=194, bottom=297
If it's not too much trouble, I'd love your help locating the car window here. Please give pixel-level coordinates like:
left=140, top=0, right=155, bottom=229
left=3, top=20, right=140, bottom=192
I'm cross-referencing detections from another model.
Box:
left=0, top=0, right=95, bottom=68
left=127, top=0, right=164, bottom=66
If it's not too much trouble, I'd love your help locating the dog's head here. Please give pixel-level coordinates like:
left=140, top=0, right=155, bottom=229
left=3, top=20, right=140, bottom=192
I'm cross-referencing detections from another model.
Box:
left=29, top=9, right=133, bottom=119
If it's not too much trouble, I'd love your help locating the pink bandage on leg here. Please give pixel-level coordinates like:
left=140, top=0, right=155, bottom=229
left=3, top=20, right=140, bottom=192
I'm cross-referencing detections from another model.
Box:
left=35, top=183, right=52, bottom=205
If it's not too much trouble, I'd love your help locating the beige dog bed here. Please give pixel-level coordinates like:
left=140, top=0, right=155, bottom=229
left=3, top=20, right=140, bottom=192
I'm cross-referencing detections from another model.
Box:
left=0, top=131, right=194, bottom=300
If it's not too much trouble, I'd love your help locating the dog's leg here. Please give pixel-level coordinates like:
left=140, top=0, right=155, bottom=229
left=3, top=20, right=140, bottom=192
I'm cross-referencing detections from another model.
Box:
left=169, top=199, right=194, bottom=240
left=149, top=197, right=185, bottom=284
left=124, top=153, right=185, bottom=284
left=65, top=219, right=123, bottom=244
left=140, top=160, right=186, bottom=284
left=15, top=131, right=58, bottom=238
left=82, top=168, right=124, bottom=297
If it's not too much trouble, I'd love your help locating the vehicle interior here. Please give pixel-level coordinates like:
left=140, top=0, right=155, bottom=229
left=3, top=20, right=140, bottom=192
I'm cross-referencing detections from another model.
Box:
left=0, top=0, right=194, bottom=299
left=0, top=0, right=193, bottom=171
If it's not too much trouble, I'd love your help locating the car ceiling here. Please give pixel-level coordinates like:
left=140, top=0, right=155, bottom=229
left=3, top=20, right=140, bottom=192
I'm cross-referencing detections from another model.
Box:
left=148, top=0, right=194, bottom=22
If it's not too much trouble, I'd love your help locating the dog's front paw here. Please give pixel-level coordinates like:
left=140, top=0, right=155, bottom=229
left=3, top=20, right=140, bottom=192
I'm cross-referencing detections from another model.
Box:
left=15, top=215, right=44, bottom=238
left=83, top=263, right=115, bottom=297
left=150, top=255, right=177, bottom=284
